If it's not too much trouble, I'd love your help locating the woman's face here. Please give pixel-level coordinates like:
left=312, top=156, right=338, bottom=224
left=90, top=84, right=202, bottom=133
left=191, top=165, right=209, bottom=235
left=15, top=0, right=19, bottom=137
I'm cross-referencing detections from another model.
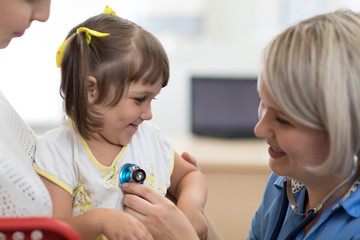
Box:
left=254, top=77, right=330, bottom=182
left=0, top=0, right=50, bottom=49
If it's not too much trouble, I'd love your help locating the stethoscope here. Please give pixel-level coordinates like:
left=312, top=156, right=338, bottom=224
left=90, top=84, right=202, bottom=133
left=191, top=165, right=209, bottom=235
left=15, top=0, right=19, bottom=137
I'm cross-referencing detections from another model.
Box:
left=115, top=163, right=146, bottom=210
left=270, top=157, right=358, bottom=240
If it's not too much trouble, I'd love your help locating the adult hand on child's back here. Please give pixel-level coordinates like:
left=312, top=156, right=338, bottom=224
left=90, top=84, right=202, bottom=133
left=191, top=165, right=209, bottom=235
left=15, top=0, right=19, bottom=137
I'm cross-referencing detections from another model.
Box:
left=181, top=152, right=198, bottom=168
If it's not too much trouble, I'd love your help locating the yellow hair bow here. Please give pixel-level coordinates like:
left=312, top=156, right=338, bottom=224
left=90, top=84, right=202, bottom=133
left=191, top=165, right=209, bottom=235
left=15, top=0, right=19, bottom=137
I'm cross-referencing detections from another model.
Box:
left=56, top=36, right=72, bottom=68
left=76, top=27, right=110, bottom=45
left=56, top=6, right=117, bottom=68
left=103, top=5, right=117, bottom=16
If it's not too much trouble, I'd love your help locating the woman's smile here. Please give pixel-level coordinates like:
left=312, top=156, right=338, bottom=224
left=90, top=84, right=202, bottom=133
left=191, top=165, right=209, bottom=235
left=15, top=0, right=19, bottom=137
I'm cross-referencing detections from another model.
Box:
left=268, top=145, right=286, bottom=159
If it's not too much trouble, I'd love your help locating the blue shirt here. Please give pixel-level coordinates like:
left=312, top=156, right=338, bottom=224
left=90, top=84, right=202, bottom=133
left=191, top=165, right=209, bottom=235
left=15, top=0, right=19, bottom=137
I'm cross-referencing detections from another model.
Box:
left=248, top=173, right=360, bottom=240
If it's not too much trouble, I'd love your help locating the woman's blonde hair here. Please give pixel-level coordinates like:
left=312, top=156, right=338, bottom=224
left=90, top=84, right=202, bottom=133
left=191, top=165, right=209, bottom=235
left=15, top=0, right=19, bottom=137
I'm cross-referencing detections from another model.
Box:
left=261, top=9, right=360, bottom=177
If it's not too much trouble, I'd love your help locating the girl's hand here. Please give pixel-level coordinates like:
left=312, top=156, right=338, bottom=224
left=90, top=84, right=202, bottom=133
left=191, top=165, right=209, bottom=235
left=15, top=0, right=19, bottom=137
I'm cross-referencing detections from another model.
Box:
left=65, top=208, right=154, bottom=240
left=97, top=209, right=154, bottom=240
left=122, top=183, right=199, bottom=240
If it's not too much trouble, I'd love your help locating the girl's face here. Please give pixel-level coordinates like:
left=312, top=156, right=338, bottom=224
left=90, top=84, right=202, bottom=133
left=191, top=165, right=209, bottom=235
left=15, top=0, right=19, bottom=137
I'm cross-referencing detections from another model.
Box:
left=93, top=79, right=163, bottom=146
left=254, top=77, right=330, bottom=182
left=0, top=0, right=50, bottom=49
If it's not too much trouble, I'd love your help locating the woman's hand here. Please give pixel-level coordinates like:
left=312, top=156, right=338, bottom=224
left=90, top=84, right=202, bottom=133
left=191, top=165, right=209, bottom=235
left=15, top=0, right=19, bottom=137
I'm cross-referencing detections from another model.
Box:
left=122, top=183, right=199, bottom=240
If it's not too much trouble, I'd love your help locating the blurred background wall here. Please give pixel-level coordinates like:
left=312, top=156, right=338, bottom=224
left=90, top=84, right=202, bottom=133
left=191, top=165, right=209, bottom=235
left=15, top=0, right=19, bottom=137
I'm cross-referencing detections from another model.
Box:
left=2, top=0, right=359, bottom=136
left=2, top=1, right=360, bottom=239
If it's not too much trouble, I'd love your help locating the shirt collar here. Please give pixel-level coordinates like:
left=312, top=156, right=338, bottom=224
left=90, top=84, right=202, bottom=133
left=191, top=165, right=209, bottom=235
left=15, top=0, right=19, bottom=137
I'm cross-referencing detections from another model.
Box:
left=274, top=174, right=360, bottom=217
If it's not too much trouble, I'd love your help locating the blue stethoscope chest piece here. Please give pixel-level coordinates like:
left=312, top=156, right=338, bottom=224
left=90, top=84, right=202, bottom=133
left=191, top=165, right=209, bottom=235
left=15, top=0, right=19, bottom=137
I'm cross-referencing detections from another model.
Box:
left=119, top=163, right=146, bottom=185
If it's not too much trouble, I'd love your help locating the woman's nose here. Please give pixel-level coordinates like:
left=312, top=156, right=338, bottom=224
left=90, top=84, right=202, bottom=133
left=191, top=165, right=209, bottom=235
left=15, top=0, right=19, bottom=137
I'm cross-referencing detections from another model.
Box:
left=254, top=106, right=273, bottom=139
left=32, top=0, right=51, bottom=23
left=254, top=119, right=266, bottom=139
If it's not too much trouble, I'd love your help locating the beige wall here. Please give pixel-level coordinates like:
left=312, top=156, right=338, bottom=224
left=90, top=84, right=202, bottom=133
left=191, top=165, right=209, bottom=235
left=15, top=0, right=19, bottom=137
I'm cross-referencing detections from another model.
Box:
left=202, top=165, right=271, bottom=239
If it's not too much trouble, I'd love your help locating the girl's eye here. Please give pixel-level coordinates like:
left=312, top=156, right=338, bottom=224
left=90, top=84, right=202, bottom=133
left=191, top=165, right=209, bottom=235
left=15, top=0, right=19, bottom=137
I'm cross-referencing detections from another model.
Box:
left=276, top=117, right=289, bottom=125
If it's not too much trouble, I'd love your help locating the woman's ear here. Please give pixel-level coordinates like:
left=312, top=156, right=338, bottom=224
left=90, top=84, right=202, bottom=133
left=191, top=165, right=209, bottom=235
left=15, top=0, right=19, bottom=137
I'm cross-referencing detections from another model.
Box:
left=87, top=76, right=98, bottom=104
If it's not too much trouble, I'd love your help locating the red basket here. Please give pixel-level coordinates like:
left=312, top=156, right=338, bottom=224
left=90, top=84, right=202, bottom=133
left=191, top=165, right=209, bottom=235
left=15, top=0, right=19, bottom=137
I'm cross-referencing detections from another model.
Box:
left=0, top=217, right=81, bottom=240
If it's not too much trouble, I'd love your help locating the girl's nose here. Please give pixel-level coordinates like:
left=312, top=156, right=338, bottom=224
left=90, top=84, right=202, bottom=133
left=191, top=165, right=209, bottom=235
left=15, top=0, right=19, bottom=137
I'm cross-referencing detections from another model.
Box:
left=140, top=105, right=153, bottom=121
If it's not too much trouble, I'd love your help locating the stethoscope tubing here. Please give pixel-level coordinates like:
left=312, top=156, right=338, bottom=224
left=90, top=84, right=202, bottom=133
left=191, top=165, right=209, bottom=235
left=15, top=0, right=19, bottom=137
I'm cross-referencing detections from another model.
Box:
left=270, top=157, right=358, bottom=239
left=270, top=180, right=318, bottom=240
left=270, top=181, right=289, bottom=240
left=285, top=210, right=317, bottom=240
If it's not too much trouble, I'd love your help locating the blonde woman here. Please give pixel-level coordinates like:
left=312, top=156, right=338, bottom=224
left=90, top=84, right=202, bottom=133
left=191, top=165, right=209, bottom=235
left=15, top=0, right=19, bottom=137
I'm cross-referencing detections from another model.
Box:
left=123, top=9, right=360, bottom=240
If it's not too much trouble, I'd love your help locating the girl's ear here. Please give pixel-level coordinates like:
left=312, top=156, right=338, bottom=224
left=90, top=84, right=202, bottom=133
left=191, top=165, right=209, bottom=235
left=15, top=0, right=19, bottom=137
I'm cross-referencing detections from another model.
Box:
left=87, top=76, right=98, bottom=104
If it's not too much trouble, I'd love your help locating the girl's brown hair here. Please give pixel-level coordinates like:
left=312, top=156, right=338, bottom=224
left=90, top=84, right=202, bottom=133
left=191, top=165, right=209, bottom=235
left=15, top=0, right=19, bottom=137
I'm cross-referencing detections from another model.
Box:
left=60, top=14, right=169, bottom=139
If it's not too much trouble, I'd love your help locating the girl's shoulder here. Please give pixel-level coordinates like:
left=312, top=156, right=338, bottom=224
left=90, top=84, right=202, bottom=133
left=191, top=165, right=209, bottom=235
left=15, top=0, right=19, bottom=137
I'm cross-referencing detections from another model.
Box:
left=38, top=121, right=76, bottom=144
left=36, top=120, right=80, bottom=157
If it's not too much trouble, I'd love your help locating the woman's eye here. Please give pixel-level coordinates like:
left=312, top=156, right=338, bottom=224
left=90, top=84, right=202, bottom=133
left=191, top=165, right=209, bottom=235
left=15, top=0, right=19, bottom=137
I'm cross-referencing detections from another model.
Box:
left=276, top=117, right=289, bottom=124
